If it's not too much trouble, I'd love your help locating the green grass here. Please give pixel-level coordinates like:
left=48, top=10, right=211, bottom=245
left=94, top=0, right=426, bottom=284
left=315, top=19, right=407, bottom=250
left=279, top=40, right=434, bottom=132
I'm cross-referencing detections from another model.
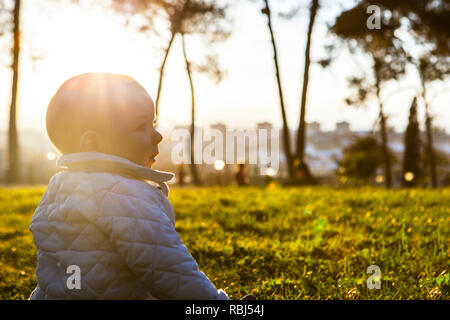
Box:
left=0, top=185, right=449, bottom=300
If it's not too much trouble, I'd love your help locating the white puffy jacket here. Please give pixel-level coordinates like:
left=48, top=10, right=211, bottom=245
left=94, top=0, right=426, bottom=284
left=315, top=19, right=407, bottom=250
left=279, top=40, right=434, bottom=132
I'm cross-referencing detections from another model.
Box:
left=29, top=152, right=229, bottom=300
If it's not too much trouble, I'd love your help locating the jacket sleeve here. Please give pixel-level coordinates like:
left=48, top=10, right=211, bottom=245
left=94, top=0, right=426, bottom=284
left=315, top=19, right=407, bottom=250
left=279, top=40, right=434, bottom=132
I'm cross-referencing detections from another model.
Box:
left=97, top=193, right=229, bottom=300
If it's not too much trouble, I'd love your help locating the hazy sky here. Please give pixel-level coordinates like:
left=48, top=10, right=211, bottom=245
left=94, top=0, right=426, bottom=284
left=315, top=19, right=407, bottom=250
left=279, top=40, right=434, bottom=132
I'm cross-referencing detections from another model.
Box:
left=0, top=0, right=449, bottom=136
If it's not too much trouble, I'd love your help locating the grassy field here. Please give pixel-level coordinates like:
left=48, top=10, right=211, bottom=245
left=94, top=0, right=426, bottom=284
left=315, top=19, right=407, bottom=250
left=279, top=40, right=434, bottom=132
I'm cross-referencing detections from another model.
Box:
left=0, top=185, right=448, bottom=300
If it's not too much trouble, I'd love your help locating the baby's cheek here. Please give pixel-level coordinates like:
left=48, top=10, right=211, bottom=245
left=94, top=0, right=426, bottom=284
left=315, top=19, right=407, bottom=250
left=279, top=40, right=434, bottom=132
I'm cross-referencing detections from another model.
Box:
left=140, top=140, right=153, bottom=156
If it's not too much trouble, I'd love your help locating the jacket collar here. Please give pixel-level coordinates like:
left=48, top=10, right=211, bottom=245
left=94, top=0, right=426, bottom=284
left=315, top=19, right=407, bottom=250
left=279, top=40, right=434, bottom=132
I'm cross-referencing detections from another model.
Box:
left=56, top=152, right=174, bottom=197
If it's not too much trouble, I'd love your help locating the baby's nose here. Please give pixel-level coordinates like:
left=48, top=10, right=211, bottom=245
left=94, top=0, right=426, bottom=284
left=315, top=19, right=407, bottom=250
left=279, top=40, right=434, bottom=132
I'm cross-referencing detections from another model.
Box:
left=153, top=129, right=163, bottom=145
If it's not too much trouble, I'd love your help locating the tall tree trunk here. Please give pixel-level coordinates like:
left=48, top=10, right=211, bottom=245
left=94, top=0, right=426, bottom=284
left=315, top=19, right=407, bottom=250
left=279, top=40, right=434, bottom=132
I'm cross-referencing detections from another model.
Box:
left=421, top=80, right=437, bottom=188
left=154, top=0, right=191, bottom=127
left=154, top=31, right=176, bottom=127
left=7, top=0, right=21, bottom=184
left=296, top=0, right=319, bottom=164
left=402, top=97, right=421, bottom=187
left=181, top=33, right=202, bottom=186
left=262, top=0, right=294, bottom=179
left=379, top=109, right=392, bottom=188
left=375, top=74, right=392, bottom=188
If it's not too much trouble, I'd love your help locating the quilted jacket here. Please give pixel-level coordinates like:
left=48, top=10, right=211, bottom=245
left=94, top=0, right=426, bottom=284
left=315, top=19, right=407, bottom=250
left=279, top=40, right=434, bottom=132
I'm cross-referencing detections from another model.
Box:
left=28, top=152, right=229, bottom=300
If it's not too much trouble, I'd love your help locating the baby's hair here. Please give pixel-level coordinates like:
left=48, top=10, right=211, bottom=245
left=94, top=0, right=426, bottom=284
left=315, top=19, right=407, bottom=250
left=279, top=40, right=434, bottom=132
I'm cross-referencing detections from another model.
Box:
left=46, top=72, right=146, bottom=154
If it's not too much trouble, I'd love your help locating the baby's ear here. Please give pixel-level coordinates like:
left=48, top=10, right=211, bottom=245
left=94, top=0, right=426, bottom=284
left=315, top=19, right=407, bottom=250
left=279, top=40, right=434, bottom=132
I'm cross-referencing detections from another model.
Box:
left=79, top=130, right=102, bottom=152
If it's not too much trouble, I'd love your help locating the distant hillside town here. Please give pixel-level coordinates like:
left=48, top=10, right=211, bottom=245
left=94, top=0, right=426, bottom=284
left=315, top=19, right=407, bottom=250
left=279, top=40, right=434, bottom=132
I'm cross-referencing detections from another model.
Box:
left=0, top=121, right=449, bottom=186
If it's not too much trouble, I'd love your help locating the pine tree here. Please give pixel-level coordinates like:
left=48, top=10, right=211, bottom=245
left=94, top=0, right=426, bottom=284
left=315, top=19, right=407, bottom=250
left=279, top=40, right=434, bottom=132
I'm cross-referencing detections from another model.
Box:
left=402, top=97, right=421, bottom=187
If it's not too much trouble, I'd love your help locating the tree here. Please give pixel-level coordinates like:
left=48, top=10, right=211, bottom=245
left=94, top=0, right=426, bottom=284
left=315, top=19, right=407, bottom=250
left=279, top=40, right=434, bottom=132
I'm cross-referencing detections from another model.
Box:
left=330, top=2, right=408, bottom=188
left=111, top=0, right=229, bottom=125
left=261, top=0, right=295, bottom=179
left=181, top=33, right=201, bottom=185
left=336, top=136, right=385, bottom=186
left=295, top=0, right=319, bottom=183
left=407, top=1, right=449, bottom=188
left=401, top=97, right=421, bottom=187
left=177, top=1, right=228, bottom=186
left=181, top=33, right=224, bottom=186
left=416, top=55, right=449, bottom=187
left=3, top=0, right=21, bottom=184
left=1, top=0, right=59, bottom=184
left=355, top=0, right=450, bottom=187
left=422, top=142, right=450, bottom=187
left=373, top=0, right=450, bottom=56
left=111, top=0, right=230, bottom=185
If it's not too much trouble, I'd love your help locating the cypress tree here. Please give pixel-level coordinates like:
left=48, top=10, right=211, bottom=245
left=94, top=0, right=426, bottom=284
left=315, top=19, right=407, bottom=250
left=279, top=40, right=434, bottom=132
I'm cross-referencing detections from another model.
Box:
left=402, top=97, right=421, bottom=187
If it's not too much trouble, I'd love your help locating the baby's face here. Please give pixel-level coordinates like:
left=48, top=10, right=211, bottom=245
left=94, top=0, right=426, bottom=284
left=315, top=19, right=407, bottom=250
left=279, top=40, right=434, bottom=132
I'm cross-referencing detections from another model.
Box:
left=99, top=87, right=162, bottom=168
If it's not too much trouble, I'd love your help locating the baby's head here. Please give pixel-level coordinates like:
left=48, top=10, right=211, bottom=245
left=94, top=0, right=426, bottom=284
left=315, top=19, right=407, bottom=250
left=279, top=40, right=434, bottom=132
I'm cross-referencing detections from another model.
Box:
left=46, top=72, right=162, bottom=168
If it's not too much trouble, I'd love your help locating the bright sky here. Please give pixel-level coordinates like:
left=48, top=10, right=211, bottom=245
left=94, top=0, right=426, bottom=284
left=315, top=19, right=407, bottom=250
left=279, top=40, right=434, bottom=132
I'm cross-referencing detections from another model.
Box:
left=0, top=0, right=449, bottom=136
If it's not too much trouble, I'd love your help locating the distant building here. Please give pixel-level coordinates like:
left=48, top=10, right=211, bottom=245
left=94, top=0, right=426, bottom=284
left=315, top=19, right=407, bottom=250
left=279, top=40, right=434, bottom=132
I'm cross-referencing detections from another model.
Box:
left=1, top=122, right=449, bottom=186
left=336, top=121, right=350, bottom=135
left=434, top=127, right=448, bottom=143
left=256, top=121, right=274, bottom=148
left=307, top=121, right=321, bottom=136
left=257, top=121, right=273, bottom=131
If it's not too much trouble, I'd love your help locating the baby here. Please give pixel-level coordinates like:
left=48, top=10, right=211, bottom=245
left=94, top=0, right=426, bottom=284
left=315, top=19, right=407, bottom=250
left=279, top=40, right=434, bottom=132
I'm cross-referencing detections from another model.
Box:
left=28, top=72, right=229, bottom=300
